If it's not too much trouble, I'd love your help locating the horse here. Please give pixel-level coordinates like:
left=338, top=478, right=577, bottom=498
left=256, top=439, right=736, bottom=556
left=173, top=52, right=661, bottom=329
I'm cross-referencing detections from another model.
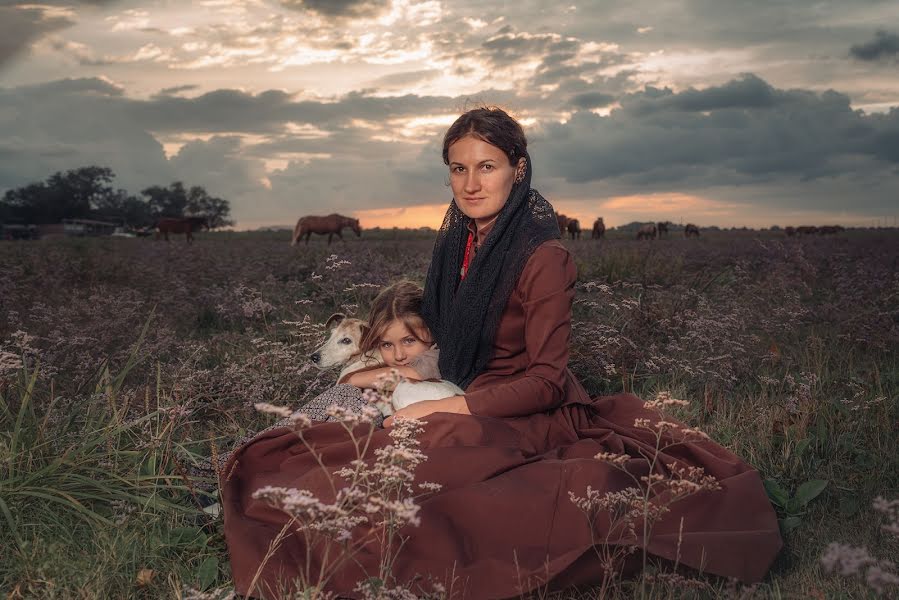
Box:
left=155, top=216, right=207, bottom=243
left=657, top=221, right=670, bottom=237
left=796, top=226, right=819, bottom=236
left=291, top=213, right=361, bottom=246
left=567, top=219, right=581, bottom=240
left=556, top=212, right=570, bottom=236
left=818, top=225, right=844, bottom=235
left=684, top=223, right=700, bottom=238
left=591, top=217, right=606, bottom=239
left=636, top=224, right=657, bottom=240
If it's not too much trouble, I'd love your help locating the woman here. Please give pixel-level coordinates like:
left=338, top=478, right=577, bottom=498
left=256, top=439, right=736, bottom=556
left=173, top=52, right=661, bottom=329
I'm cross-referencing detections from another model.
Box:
left=221, top=107, right=782, bottom=598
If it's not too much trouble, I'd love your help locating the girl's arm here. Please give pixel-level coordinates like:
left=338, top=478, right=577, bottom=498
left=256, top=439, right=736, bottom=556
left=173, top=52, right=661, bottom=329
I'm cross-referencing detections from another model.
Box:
left=340, top=365, right=422, bottom=388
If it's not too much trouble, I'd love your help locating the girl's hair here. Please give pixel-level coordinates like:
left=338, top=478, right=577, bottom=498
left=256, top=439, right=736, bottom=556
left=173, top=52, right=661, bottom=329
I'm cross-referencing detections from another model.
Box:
left=442, top=105, right=528, bottom=166
left=362, top=280, right=432, bottom=354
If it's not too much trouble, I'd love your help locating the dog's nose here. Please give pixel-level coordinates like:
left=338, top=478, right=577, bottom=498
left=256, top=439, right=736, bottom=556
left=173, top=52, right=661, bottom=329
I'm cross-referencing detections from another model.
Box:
left=310, top=352, right=320, bottom=364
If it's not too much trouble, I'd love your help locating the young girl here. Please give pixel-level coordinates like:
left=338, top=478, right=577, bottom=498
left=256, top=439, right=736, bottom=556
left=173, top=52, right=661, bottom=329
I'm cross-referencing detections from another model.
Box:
left=340, top=280, right=441, bottom=388
left=298, top=280, right=447, bottom=426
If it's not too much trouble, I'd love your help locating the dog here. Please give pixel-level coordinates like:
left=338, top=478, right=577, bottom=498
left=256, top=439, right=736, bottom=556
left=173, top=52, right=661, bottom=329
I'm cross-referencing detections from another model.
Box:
left=311, top=313, right=464, bottom=416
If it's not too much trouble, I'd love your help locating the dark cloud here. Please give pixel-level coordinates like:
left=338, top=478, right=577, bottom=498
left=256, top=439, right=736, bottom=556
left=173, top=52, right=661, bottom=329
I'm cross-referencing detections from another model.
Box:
left=850, top=30, right=899, bottom=62
left=0, top=1, right=122, bottom=68
left=0, top=6, right=72, bottom=68
left=625, top=74, right=781, bottom=115
left=279, top=0, right=389, bottom=17
left=480, top=31, right=580, bottom=67
left=569, top=92, right=616, bottom=110
left=535, top=74, right=899, bottom=190
left=155, top=85, right=200, bottom=97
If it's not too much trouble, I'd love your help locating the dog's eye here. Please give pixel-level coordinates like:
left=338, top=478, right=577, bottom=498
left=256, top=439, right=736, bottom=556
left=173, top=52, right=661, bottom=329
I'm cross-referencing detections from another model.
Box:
left=339, top=338, right=353, bottom=345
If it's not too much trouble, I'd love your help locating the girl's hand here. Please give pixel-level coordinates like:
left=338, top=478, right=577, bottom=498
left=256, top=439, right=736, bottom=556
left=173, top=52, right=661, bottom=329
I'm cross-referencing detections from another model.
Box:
left=383, top=395, right=470, bottom=427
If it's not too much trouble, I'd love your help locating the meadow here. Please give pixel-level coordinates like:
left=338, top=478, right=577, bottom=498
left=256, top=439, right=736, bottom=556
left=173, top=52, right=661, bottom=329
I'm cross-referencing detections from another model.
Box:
left=1, top=228, right=897, bottom=599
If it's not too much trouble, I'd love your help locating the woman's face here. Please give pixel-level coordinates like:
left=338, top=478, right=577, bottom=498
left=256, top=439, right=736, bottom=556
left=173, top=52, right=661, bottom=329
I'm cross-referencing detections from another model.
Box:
left=447, top=135, right=522, bottom=227
left=378, top=320, right=431, bottom=367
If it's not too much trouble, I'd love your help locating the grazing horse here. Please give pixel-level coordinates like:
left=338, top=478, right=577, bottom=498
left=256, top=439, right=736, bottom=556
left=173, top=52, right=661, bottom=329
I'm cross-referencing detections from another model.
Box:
left=291, top=213, right=362, bottom=246
left=591, top=217, right=606, bottom=239
left=556, top=212, right=570, bottom=236
left=155, top=216, right=207, bottom=243
left=684, top=223, right=700, bottom=238
left=657, top=221, right=670, bottom=237
left=636, top=224, right=657, bottom=240
left=567, top=219, right=581, bottom=240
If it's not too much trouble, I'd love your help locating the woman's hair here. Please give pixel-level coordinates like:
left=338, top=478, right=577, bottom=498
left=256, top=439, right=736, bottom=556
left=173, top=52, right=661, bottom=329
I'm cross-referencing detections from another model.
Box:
left=362, top=280, right=432, bottom=354
left=442, top=106, right=528, bottom=167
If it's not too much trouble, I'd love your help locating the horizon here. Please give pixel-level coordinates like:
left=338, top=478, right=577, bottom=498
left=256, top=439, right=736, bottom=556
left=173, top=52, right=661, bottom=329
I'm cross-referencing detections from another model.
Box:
left=2, top=1, right=898, bottom=230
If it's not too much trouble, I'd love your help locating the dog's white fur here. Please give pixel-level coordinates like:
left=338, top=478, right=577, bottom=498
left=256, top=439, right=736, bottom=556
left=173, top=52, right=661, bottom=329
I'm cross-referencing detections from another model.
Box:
left=312, top=313, right=463, bottom=416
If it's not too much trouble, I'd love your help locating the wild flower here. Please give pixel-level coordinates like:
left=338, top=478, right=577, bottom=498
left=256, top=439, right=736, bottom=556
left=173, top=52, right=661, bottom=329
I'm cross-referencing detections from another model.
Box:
left=248, top=409, right=433, bottom=596
left=572, top=394, right=721, bottom=593
left=254, top=402, right=293, bottom=418
left=821, top=496, right=899, bottom=595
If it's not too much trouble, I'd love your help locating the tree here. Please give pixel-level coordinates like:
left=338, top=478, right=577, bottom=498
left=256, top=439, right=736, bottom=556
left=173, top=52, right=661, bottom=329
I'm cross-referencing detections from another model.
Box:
left=1, top=169, right=233, bottom=229
left=186, top=185, right=234, bottom=229
left=93, top=189, right=155, bottom=228
left=1, top=166, right=117, bottom=223
left=140, top=182, right=233, bottom=229
left=141, top=181, right=189, bottom=219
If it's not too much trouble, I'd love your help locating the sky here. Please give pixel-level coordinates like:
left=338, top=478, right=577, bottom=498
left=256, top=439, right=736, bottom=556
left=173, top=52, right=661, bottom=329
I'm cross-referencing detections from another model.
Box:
left=1, top=0, right=898, bottom=230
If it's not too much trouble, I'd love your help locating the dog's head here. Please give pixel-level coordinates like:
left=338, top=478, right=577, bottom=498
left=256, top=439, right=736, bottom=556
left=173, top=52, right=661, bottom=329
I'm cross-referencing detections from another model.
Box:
left=310, top=313, right=368, bottom=369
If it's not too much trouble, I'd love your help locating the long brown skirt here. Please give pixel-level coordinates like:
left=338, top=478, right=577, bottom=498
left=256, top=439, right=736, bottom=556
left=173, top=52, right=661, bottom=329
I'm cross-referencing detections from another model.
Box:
left=221, top=393, right=782, bottom=599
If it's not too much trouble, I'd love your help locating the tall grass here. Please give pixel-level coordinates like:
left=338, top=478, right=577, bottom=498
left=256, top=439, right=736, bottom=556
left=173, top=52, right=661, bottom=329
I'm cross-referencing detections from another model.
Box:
left=0, top=229, right=896, bottom=598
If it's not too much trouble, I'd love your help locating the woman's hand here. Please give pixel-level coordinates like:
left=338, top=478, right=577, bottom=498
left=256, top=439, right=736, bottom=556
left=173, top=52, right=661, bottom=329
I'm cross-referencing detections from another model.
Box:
left=383, top=395, right=470, bottom=427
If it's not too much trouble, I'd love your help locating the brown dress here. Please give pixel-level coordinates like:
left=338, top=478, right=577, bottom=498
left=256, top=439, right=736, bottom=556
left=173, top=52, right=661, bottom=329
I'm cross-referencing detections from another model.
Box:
left=221, top=240, right=782, bottom=599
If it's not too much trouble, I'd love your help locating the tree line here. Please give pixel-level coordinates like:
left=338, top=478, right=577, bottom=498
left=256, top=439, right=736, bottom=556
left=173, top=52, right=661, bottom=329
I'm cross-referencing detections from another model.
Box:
left=0, top=166, right=233, bottom=229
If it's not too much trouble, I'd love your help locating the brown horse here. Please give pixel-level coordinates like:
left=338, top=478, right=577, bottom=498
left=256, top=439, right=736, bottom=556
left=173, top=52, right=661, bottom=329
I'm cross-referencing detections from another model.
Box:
left=591, top=217, right=605, bottom=239
left=155, top=216, right=207, bottom=243
left=555, top=212, right=570, bottom=236
left=567, top=219, right=581, bottom=240
left=684, top=223, right=700, bottom=238
left=637, top=224, right=657, bottom=240
left=657, top=221, right=670, bottom=237
left=291, top=213, right=361, bottom=246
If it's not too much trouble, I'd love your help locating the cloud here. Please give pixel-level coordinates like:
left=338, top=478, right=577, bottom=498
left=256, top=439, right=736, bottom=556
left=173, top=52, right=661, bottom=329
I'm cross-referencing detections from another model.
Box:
left=850, top=30, right=899, bottom=62
left=535, top=74, right=899, bottom=193
left=279, top=0, right=390, bottom=18
left=0, top=1, right=122, bottom=69
left=569, top=92, right=616, bottom=110
left=0, top=5, right=73, bottom=68
left=2, top=70, right=897, bottom=227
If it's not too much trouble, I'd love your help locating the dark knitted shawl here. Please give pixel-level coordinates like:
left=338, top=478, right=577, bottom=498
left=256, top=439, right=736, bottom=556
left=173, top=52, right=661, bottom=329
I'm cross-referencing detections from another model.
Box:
left=420, top=153, right=560, bottom=390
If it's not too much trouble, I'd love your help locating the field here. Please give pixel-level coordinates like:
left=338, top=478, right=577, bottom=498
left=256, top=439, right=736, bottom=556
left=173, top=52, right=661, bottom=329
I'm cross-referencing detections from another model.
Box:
left=1, top=228, right=897, bottom=599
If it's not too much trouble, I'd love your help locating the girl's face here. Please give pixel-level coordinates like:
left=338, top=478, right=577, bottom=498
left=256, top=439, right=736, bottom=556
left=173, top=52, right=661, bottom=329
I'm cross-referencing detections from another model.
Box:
left=378, top=320, right=430, bottom=367
left=448, top=135, right=524, bottom=228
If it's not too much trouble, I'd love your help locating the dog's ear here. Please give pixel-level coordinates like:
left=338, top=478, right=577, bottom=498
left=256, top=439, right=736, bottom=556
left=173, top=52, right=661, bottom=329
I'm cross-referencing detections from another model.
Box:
left=325, top=313, right=346, bottom=329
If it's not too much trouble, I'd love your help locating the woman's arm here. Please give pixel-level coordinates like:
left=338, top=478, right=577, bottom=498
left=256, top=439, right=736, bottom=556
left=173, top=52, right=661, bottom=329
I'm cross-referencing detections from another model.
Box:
left=462, top=243, right=576, bottom=418
left=383, top=395, right=470, bottom=427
